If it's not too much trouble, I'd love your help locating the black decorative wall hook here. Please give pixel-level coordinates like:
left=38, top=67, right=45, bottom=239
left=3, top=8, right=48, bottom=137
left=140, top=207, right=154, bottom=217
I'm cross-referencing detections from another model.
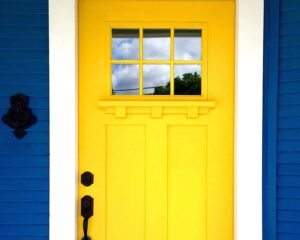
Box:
left=2, top=93, right=37, bottom=139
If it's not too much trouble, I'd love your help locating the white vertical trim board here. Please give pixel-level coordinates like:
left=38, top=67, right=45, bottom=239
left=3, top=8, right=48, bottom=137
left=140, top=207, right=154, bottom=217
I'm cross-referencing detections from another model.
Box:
left=235, top=0, right=264, bottom=240
left=49, top=0, right=77, bottom=239
left=49, top=0, right=264, bottom=239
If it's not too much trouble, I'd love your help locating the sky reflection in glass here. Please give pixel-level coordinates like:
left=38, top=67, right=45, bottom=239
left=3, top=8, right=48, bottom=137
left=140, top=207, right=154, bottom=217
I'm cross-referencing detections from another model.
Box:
left=175, top=30, right=202, bottom=60
left=112, top=29, right=139, bottom=60
left=112, top=64, right=139, bottom=95
left=143, top=29, right=170, bottom=60
left=143, top=65, right=170, bottom=95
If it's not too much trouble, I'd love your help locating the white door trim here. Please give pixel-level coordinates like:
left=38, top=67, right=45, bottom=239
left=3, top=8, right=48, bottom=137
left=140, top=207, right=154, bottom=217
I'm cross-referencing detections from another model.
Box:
left=49, top=0, right=77, bottom=239
left=235, top=0, right=264, bottom=239
left=49, top=0, right=264, bottom=239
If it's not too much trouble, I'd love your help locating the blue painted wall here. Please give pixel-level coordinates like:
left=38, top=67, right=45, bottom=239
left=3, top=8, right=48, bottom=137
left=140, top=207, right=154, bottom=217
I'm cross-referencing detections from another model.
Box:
left=0, top=0, right=49, bottom=239
left=264, top=0, right=300, bottom=239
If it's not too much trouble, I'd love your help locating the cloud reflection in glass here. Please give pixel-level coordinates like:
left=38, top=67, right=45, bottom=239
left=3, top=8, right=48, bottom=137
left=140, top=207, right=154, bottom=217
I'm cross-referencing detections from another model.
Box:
left=112, top=29, right=139, bottom=60
left=175, top=30, right=202, bottom=60
left=143, top=65, right=170, bottom=95
left=143, top=29, right=170, bottom=60
left=112, top=64, right=139, bottom=95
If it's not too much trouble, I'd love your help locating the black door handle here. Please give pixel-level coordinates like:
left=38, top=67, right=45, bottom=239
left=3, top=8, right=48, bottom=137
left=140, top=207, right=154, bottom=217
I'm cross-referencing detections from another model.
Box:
left=81, top=195, right=94, bottom=240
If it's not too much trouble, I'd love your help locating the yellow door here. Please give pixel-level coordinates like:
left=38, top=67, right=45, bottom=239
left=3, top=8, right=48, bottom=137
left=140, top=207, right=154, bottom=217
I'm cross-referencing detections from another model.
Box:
left=79, top=1, right=235, bottom=240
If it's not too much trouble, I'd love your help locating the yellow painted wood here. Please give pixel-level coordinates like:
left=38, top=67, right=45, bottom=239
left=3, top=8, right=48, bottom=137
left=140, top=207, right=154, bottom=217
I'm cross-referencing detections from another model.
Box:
left=139, top=27, right=143, bottom=96
left=168, top=126, right=207, bottom=240
left=170, top=28, right=175, bottom=95
left=106, top=125, right=146, bottom=239
left=79, top=1, right=235, bottom=240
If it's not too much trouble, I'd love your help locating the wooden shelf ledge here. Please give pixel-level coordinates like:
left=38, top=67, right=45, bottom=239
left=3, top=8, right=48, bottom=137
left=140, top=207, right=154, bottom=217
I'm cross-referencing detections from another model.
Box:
left=98, top=100, right=216, bottom=119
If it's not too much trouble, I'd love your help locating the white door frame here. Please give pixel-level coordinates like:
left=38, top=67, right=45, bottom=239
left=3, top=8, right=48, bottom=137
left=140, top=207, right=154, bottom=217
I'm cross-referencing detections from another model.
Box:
left=49, top=0, right=264, bottom=239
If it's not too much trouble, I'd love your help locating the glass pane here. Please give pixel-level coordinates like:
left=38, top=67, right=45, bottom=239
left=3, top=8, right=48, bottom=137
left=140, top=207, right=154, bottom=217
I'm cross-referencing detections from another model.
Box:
left=143, top=65, right=170, bottom=95
left=143, top=29, right=170, bottom=60
left=174, top=30, right=202, bottom=60
left=112, top=64, right=139, bottom=95
left=112, top=29, right=139, bottom=60
left=174, top=65, right=201, bottom=95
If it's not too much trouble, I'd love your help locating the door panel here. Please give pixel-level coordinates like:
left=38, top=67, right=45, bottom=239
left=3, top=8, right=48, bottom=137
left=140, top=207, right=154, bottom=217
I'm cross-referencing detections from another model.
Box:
left=168, top=125, right=207, bottom=240
left=106, top=125, right=146, bottom=240
left=79, top=1, right=235, bottom=240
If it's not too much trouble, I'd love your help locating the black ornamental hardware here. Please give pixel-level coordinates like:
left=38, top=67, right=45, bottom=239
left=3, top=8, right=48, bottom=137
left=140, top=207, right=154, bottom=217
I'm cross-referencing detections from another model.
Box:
left=2, top=93, right=37, bottom=139
left=81, top=171, right=94, bottom=187
left=81, top=195, right=94, bottom=240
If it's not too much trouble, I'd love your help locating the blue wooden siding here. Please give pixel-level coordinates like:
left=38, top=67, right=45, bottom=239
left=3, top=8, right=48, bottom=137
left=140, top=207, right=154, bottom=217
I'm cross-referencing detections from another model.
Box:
left=0, top=0, right=49, bottom=239
left=264, top=0, right=300, bottom=239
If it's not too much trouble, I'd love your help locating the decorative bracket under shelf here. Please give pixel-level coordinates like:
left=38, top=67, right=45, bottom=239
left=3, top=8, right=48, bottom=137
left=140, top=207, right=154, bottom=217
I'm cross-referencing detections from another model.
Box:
left=98, top=100, right=216, bottom=119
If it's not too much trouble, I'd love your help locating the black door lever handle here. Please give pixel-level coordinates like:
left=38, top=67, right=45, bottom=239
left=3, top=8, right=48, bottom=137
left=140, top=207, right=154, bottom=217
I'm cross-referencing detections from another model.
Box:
left=81, top=195, right=94, bottom=240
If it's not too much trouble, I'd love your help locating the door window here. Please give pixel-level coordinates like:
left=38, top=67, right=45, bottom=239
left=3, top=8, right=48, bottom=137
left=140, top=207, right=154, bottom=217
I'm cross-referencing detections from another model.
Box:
left=110, top=26, right=205, bottom=96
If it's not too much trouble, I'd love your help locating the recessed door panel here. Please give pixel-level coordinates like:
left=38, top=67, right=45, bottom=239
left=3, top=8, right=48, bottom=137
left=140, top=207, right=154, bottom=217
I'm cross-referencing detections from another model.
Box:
left=168, top=125, right=207, bottom=240
left=106, top=125, right=146, bottom=240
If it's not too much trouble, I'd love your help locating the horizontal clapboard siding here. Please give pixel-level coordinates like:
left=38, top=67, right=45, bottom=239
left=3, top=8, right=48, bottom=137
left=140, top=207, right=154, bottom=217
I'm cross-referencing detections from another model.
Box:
left=278, top=0, right=300, bottom=239
left=0, top=0, right=49, bottom=239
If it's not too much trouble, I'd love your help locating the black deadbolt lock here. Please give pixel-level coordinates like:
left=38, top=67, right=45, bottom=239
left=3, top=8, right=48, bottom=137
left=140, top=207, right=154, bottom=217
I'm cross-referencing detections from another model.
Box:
left=81, top=171, right=94, bottom=187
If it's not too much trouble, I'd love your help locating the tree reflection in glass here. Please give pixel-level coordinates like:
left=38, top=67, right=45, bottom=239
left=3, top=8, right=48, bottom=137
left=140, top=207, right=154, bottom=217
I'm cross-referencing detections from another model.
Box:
left=174, top=65, right=201, bottom=95
left=143, top=65, right=170, bottom=95
left=142, top=65, right=201, bottom=95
